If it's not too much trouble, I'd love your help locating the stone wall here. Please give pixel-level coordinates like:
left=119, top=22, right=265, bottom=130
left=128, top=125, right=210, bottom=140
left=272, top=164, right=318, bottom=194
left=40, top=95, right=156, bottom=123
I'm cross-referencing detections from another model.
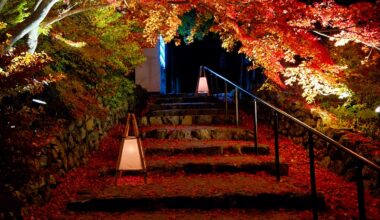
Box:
left=0, top=100, right=137, bottom=219
left=19, top=109, right=128, bottom=206
left=254, top=92, right=380, bottom=196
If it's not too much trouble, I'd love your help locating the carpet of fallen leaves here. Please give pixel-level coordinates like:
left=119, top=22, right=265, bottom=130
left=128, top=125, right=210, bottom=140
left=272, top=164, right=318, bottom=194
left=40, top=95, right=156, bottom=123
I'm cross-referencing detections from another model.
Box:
left=24, top=115, right=380, bottom=219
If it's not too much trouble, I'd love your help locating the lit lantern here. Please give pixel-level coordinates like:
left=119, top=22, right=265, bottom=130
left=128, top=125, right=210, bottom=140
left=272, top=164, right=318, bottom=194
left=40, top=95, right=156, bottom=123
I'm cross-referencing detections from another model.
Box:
left=117, top=136, right=143, bottom=170
left=115, top=113, right=147, bottom=184
left=196, top=66, right=209, bottom=95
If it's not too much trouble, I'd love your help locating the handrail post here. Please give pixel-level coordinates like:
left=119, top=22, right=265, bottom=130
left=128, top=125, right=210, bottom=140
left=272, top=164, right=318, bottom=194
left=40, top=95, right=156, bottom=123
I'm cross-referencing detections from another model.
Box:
left=356, top=160, right=366, bottom=220
left=201, top=66, right=380, bottom=220
left=308, top=131, right=318, bottom=220
left=253, top=99, right=258, bottom=154
left=273, top=111, right=280, bottom=181
left=224, top=82, right=228, bottom=118
left=235, top=89, right=239, bottom=127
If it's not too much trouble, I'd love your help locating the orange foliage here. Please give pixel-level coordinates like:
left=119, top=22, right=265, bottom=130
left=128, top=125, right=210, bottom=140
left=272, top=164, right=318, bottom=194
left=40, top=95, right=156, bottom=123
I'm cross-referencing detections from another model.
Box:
left=126, top=0, right=379, bottom=100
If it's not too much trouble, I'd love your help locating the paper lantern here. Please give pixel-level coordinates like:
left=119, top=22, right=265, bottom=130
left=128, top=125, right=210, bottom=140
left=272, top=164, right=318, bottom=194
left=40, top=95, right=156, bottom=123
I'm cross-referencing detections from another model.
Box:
left=117, top=136, right=143, bottom=170
left=197, top=76, right=209, bottom=94
left=115, top=113, right=147, bottom=185
left=196, top=66, right=209, bottom=95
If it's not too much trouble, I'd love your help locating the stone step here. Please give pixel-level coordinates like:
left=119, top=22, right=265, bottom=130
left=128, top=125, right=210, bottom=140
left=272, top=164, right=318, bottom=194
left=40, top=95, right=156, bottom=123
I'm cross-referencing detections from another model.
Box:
left=141, top=125, right=254, bottom=140
left=153, top=95, right=217, bottom=103
left=149, top=102, right=222, bottom=111
left=143, top=139, right=270, bottom=156
left=151, top=93, right=202, bottom=98
left=140, top=114, right=238, bottom=126
left=145, top=155, right=288, bottom=175
left=67, top=173, right=325, bottom=212
left=61, top=209, right=318, bottom=219
left=147, top=108, right=232, bottom=116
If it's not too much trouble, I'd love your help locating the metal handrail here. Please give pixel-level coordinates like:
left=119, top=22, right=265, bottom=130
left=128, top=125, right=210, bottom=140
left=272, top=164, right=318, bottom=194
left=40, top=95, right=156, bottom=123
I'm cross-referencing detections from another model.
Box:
left=203, top=66, right=380, bottom=172
left=202, top=66, right=380, bottom=220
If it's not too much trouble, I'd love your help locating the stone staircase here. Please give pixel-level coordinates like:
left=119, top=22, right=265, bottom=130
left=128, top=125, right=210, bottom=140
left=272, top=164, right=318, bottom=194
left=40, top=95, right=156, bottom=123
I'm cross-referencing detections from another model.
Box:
left=67, top=94, right=325, bottom=217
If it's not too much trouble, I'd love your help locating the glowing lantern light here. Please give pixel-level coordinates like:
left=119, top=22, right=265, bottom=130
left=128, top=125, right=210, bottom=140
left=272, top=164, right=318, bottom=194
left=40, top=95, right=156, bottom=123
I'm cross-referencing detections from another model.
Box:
left=196, top=66, right=209, bottom=95
left=115, top=113, right=147, bottom=184
left=197, top=76, right=209, bottom=94
left=118, top=136, right=143, bottom=170
left=375, top=106, right=380, bottom=113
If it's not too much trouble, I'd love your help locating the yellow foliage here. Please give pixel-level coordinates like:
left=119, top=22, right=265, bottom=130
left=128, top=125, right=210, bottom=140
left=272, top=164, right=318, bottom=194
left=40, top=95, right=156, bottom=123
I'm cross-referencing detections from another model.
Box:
left=143, top=5, right=182, bottom=45
left=0, top=21, right=6, bottom=30
left=0, top=52, right=52, bottom=78
left=283, top=62, right=352, bottom=103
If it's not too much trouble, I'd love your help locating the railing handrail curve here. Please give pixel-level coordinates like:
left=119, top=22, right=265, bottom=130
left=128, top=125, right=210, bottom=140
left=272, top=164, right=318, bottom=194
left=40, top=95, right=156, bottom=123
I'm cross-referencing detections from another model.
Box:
left=203, top=66, right=380, bottom=172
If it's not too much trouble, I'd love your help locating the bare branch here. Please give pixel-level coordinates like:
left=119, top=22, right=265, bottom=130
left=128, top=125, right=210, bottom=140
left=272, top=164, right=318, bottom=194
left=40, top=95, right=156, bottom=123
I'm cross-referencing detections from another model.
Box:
left=0, top=0, right=8, bottom=12
left=34, top=0, right=44, bottom=11
left=9, top=0, right=60, bottom=48
left=312, top=30, right=380, bottom=51
left=42, top=4, right=110, bottom=27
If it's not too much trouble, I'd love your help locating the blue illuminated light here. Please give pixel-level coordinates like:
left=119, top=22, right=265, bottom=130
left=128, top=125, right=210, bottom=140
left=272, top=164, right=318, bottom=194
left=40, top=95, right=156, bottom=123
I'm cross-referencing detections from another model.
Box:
left=159, top=36, right=166, bottom=69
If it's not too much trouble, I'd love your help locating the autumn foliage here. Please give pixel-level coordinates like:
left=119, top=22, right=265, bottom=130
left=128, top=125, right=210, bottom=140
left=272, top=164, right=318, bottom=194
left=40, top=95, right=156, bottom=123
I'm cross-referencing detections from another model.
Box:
left=1, top=0, right=379, bottom=103
left=118, top=0, right=377, bottom=102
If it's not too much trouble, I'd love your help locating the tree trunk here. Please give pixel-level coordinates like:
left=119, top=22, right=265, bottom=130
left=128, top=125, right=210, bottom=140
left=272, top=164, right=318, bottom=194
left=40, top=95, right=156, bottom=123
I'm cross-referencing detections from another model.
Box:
left=0, top=0, right=8, bottom=12
left=27, top=27, right=39, bottom=53
left=42, top=4, right=109, bottom=28
left=9, top=0, right=59, bottom=51
left=34, top=0, right=44, bottom=11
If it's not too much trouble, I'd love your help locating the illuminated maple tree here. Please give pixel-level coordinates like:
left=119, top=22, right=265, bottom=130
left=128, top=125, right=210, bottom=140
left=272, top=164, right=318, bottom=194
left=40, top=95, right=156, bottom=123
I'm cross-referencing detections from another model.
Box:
left=1, top=0, right=379, bottom=102
left=132, top=0, right=379, bottom=102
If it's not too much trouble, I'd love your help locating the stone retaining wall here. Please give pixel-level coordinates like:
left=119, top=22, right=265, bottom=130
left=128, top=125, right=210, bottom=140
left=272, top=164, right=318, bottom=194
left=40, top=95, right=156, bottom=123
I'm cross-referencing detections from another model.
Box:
left=0, top=102, right=136, bottom=219
left=19, top=109, right=128, bottom=206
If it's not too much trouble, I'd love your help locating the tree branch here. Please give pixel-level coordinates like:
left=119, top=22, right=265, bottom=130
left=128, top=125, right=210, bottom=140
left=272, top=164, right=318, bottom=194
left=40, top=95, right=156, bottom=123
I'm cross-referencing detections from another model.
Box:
left=9, top=0, right=60, bottom=48
left=34, top=0, right=44, bottom=11
left=42, top=4, right=110, bottom=27
left=312, top=30, right=380, bottom=51
left=0, top=0, right=8, bottom=12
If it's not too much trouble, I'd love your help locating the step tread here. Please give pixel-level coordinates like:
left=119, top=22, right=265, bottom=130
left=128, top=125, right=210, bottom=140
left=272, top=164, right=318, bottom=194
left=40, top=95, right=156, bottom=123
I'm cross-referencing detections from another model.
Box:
left=77, top=174, right=310, bottom=198
left=154, top=96, right=217, bottom=104
left=141, top=125, right=250, bottom=132
left=147, top=108, right=233, bottom=116
left=146, top=154, right=276, bottom=164
left=141, top=125, right=254, bottom=140
left=157, top=102, right=219, bottom=106
left=140, top=114, right=239, bottom=126
left=142, top=139, right=258, bottom=148
left=62, top=209, right=314, bottom=220
left=142, top=139, right=270, bottom=156
left=68, top=173, right=324, bottom=211
left=145, top=155, right=287, bottom=175
left=149, top=102, right=223, bottom=110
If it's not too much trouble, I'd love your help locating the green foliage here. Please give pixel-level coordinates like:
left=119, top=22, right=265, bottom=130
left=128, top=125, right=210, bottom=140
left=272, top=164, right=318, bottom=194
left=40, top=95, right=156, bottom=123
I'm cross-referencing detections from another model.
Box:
left=323, top=42, right=380, bottom=138
left=32, top=5, right=149, bottom=118
left=329, top=103, right=379, bottom=138
left=357, top=109, right=378, bottom=121
left=52, top=7, right=146, bottom=74
left=0, top=0, right=31, bottom=27
left=178, top=9, right=214, bottom=44
left=96, top=73, right=136, bottom=110
left=38, top=24, right=52, bottom=36
left=88, top=7, right=122, bottom=28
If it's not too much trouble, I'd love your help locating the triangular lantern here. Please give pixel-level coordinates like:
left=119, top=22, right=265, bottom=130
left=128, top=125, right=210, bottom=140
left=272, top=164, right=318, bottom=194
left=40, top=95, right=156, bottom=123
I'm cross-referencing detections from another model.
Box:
left=196, top=66, right=210, bottom=95
left=115, top=113, right=147, bottom=184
